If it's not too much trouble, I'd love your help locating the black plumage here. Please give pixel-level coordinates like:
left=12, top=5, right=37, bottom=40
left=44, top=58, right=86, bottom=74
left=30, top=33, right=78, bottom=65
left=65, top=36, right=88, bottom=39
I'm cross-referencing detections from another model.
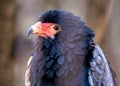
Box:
left=25, top=9, right=117, bottom=86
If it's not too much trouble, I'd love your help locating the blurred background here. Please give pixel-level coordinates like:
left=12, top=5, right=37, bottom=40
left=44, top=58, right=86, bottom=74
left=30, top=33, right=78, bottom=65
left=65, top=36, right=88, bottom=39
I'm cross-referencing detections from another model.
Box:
left=0, top=0, right=120, bottom=86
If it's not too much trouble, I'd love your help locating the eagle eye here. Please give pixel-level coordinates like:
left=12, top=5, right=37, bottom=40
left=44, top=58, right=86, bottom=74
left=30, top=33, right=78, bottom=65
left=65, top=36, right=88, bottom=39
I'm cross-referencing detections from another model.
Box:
left=53, top=25, right=59, bottom=31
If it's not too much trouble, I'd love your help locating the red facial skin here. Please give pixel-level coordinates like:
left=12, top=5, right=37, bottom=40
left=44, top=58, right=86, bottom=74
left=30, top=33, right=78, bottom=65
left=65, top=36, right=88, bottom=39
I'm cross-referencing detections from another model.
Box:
left=31, top=22, right=61, bottom=38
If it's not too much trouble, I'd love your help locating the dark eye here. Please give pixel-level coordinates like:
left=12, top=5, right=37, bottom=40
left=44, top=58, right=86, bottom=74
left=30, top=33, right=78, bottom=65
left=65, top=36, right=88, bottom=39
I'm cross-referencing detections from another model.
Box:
left=53, top=25, right=59, bottom=30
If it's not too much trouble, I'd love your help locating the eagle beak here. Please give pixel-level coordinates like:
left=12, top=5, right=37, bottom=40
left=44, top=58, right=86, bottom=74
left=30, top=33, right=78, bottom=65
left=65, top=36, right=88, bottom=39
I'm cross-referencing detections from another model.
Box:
left=27, top=22, right=61, bottom=39
left=27, top=22, right=42, bottom=39
left=27, top=27, right=33, bottom=39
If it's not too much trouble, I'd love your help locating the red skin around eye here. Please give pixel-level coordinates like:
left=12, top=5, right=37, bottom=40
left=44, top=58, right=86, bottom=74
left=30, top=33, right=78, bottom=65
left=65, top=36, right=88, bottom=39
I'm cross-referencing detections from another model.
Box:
left=32, top=22, right=61, bottom=38
left=40, top=23, right=57, bottom=37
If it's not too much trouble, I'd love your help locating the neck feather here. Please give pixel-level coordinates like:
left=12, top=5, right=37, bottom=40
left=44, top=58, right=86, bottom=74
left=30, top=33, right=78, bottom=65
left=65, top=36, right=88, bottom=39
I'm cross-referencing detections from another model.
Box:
left=34, top=37, right=59, bottom=86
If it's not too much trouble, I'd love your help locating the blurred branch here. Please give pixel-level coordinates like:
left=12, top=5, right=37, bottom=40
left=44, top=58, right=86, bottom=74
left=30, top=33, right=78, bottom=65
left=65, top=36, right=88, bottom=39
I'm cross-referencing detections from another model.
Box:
left=102, top=0, right=120, bottom=83
left=0, top=0, right=16, bottom=86
left=86, top=0, right=109, bottom=43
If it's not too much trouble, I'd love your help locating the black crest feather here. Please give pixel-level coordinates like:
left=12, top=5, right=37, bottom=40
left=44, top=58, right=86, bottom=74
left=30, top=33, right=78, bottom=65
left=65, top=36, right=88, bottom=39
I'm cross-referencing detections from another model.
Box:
left=39, top=10, right=60, bottom=23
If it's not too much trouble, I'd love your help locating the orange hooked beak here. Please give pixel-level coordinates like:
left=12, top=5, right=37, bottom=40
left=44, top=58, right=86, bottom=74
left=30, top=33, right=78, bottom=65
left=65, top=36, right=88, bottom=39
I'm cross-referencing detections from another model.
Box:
left=27, top=22, right=61, bottom=39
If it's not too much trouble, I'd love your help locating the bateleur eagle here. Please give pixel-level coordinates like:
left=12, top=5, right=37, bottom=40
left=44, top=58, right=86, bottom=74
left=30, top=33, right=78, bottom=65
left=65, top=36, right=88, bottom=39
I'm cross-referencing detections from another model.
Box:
left=25, top=9, right=117, bottom=86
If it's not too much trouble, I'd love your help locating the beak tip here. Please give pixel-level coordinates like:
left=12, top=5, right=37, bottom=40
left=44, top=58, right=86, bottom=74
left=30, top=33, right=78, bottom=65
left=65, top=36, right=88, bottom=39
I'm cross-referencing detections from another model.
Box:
left=27, top=27, right=33, bottom=39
